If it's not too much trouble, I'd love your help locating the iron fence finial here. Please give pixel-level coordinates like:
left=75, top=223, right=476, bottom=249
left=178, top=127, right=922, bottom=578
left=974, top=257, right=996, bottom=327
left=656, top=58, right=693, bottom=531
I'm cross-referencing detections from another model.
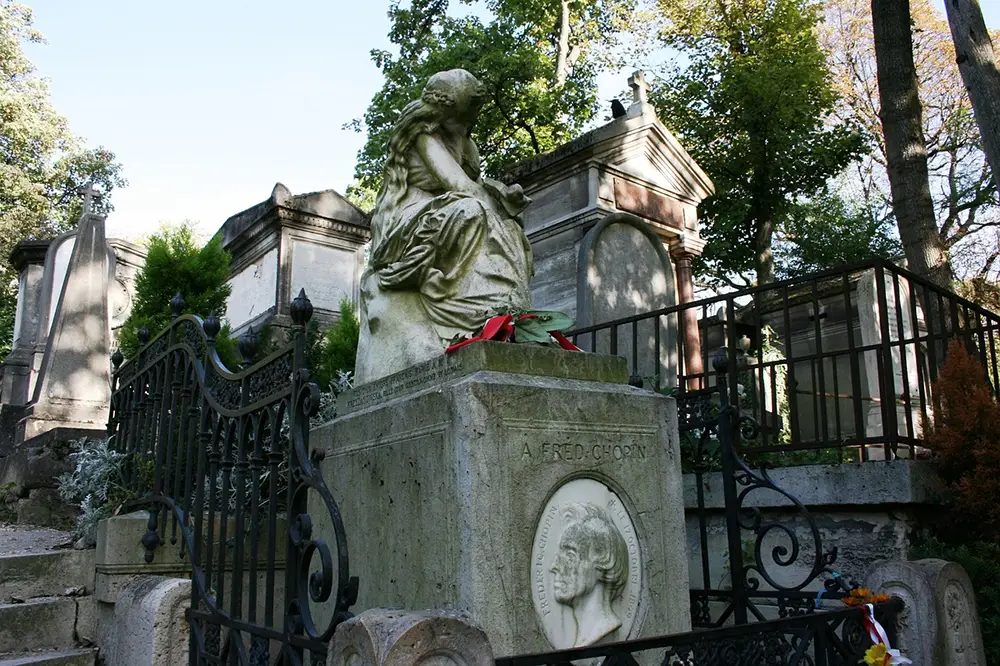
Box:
left=291, top=288, right=314, bottom=326
left=239, top=325, right=261, bottom=367
left=203, top=315, right=221, bottom=342
left=170, top=292, right=185, bottom=318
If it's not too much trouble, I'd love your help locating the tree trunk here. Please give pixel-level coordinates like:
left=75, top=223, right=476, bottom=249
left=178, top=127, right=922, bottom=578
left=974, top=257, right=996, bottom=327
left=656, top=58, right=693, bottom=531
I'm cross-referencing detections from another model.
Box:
left=554, top=0, right=572, bottom=87
left=755, top=209, right=775, bottom=285
left=944, top=0, right=1000, bottom=194
left=871, top=0, right=953, bottom=288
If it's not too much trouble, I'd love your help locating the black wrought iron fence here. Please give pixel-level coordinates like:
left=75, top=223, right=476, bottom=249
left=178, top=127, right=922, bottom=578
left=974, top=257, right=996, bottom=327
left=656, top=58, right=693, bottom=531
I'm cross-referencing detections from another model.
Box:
left=495, top=597, right=902, bottom=666
left=107, top=290, right=357, bottom=666
left=104, top=272, right=922, bottom=666
left=567, top=258, right=1000, bottom=462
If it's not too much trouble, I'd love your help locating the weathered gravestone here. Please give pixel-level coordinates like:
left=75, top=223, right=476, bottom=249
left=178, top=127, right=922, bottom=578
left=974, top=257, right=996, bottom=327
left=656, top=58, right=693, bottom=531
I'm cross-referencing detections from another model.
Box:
left=19, top=187, right=117, bottom=441
left=866, top=558, right=986, bottom=665
left=313, top=69, right=691, bottom=658
left=857, top=270, right=926, bottom=452
left=507, top=71, right=714, bottom=388
left=0, top=189, right=125, bottom=524
left=215, top=182, right=370, bottom=338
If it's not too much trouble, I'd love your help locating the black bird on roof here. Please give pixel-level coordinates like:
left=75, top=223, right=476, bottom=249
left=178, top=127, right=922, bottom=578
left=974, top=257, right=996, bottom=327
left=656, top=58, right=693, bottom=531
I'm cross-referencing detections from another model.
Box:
left=611, top=98, right=627, bottom=119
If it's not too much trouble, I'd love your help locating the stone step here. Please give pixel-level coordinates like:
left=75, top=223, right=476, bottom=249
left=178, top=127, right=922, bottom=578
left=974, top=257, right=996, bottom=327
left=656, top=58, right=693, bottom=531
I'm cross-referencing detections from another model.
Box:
left=0, top=598, right=78, bottom=653
left=0, top=649, right=96, bottom=666
left=0, top=551, right=95, bottom=603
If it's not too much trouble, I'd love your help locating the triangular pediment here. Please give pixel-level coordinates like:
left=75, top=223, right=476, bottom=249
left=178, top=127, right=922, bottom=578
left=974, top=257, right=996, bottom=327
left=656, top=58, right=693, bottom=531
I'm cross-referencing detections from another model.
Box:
left=508, top=105, right=715, bottom=206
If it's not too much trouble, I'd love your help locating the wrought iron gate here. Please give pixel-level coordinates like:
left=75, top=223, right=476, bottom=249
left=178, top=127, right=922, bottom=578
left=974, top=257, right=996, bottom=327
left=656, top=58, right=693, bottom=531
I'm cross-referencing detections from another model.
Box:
left=107, top=290, right=357, bottom=665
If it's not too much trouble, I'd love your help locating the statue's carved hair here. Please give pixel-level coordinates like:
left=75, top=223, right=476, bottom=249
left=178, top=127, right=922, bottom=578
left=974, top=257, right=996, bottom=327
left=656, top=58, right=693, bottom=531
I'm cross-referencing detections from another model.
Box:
left=559, top=502, right=629, bottom=602
left=421, top=76, right=488, bottom=110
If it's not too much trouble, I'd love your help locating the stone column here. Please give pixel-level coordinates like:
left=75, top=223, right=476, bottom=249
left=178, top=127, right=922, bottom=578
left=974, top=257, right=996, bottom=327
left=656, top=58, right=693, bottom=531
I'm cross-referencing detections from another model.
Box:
left=329, top=609, right=495, bottom=666
left=0, top=240, right=50, bottom=405
left=671, top=250, right=704, bottom=389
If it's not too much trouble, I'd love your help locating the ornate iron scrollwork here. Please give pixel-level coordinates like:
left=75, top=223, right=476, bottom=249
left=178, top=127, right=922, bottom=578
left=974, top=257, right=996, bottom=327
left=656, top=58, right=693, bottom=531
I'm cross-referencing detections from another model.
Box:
left=283, top=291, right=358, bottom=649
left=108, top=290, right=356, bottom=665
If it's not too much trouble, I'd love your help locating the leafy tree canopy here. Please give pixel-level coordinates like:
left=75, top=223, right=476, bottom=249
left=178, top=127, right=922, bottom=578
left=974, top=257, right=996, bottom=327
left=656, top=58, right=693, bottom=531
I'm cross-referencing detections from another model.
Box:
left=117, top=224, right=237, bottom=366
left=774, top=194, right=902, bottom=278
left=650, top=0, right=867, bottom=287
left=821, top=0, right=1000, bottom=281
left=350, top=0, right=637, bottom=191
left=0, top=2, right=126, bottom=357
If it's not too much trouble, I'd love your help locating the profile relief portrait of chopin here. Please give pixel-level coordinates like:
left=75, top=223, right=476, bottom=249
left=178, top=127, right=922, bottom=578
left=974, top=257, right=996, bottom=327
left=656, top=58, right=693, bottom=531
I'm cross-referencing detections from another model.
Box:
left=549, top=502, right=630, bottom=647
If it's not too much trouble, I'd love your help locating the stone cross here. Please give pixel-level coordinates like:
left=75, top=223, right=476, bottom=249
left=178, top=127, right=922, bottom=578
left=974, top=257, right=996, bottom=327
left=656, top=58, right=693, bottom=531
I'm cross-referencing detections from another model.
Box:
left=628, top=70, right=649, bottom=106
left=78, top=183, right=102, bottom=216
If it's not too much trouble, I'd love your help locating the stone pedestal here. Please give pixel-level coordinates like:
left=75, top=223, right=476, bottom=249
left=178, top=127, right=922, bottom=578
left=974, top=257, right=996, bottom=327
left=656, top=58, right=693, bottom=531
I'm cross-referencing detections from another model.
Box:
left=311, top=343, right=690, bottom=658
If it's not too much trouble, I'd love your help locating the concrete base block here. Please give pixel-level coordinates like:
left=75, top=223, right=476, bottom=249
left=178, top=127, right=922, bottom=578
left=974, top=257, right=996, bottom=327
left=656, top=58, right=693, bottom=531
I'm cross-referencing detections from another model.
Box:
left=329, top=608, right=494, bottom=666
left=104, top=576, right=190, bottom=666
left=867, top=558, right=986, bottom=666
left=74, top=596, right=96, bottom=645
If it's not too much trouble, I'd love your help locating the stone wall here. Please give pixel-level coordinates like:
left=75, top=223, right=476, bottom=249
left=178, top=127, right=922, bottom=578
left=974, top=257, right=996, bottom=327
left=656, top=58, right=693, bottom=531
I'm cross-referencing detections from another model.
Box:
left=683, top=460, right=941, bottom=592
left=94, top=511, right=286, bottom=663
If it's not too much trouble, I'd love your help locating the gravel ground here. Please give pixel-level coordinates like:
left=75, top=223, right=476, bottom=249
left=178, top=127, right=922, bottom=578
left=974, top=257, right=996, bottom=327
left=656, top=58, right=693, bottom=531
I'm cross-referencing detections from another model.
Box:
left=0, top=523, right=73, bottom=556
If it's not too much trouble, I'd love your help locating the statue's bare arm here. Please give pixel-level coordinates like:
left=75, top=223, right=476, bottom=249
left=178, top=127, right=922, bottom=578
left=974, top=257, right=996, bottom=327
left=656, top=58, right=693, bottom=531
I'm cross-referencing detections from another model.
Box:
left=417, top=134, right=487, bottom=196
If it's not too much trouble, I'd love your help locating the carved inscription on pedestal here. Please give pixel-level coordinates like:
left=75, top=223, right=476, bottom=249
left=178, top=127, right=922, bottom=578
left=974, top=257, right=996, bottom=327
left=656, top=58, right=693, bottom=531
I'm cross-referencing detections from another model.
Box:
left=531, top=478, right=642, bottom=650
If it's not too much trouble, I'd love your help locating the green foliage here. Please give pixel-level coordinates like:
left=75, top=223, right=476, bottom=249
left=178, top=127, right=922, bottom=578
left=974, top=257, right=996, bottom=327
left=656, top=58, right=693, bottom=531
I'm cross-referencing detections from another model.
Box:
left=775, top=194, right=903, bottom=278
left=344, top=181, right=378, bottom=215
left=57, top=438, right=141, bottom=546
left=651, top=0, right=866, bottom=287
left=0, top=3, right=126, bottom=358
left=313, top=299, right=360, bottom=390
left=117, top=224, right=236, bottom=366
left=350, top=0, right=616, bottom=189
left=911, top=538, right=1000, bottom=665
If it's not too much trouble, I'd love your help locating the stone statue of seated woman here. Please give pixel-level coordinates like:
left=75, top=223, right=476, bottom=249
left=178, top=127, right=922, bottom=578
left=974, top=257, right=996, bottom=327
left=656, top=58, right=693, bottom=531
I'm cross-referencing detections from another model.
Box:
left=355, top=69, right=533, bottom=383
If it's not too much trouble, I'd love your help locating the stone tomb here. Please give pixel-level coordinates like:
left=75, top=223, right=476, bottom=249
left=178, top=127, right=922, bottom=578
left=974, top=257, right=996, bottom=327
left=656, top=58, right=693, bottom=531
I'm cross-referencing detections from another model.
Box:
left=867, top=558, right=987, bottom=665
left=507, top=71, right=714, bottom=387
left=311, top=342, right=690, bottom=657
left=216, top=183, right=370, bottom=337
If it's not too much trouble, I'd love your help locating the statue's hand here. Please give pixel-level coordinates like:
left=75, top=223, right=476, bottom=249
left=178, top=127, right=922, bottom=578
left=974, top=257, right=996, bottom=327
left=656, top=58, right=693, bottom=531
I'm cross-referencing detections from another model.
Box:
left=483, top=178, right=531, bottom=218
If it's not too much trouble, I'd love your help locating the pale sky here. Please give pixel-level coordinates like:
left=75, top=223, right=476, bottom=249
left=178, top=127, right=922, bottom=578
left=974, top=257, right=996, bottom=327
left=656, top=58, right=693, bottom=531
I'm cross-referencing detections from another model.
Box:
left=23, top=0, right=1000, bottom=241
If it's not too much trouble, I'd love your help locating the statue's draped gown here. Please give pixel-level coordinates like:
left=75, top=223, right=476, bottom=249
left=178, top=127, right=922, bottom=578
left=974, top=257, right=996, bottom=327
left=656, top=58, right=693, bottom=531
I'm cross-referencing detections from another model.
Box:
left=354, top=139, right=533, bottom=383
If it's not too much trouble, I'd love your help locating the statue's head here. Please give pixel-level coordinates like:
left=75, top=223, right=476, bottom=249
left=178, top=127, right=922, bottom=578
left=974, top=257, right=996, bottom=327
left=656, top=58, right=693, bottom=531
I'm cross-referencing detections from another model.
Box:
left=372, top=69, right=489, bottom=228
left=550, top=503, right=629, bottom=608
left=420, top=69, right=489, bottom=124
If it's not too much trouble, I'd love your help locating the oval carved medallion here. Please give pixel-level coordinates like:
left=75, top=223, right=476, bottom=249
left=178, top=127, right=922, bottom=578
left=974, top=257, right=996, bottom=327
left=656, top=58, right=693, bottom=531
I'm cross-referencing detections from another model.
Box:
left=530, top=478, right=642, bottom=650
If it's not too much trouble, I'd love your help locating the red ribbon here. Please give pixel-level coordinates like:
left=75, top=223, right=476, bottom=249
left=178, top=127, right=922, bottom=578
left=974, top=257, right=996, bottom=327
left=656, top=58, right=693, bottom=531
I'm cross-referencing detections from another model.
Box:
left=446, top=315, right=581, bottom=354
